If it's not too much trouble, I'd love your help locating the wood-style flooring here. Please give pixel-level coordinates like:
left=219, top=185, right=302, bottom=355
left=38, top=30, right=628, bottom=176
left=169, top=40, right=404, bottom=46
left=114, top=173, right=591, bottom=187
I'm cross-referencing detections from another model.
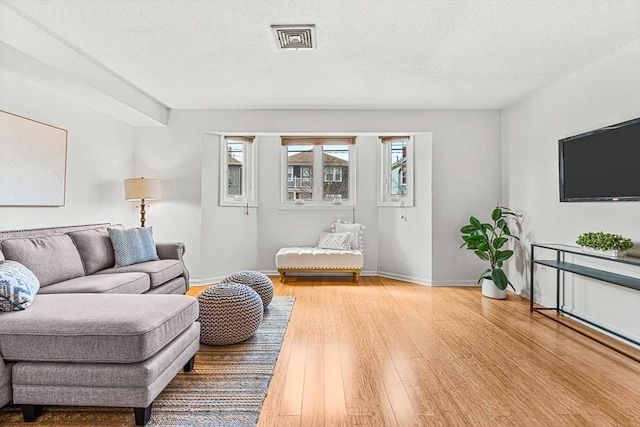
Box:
left=191, top=276, right=640, bottom=427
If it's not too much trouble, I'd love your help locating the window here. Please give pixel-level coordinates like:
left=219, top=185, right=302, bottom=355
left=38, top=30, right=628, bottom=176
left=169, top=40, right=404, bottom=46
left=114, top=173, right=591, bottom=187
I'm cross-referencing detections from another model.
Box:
left=379, top=135, right=414, bottom=206
left=219, top=135, right=257, bottom=207
left=324, top=167, right=343, bottom=182
left=281, top=136, right=356, bottom=207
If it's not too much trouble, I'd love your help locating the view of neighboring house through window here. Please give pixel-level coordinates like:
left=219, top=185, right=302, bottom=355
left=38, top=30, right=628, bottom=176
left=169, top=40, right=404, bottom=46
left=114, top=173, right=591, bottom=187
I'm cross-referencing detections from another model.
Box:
left=379, top=135, right=414, bottom=206
left=227, top=141, right=244, bottom=196
left=219, top=135, right=257, bottom=207
left=286, top=145, right=314, bottom=200
left=390, top=140, right=407, bottom=196
left=282, top=136, right=356, bottom=206
left=322, top=145, right=349, bottom=202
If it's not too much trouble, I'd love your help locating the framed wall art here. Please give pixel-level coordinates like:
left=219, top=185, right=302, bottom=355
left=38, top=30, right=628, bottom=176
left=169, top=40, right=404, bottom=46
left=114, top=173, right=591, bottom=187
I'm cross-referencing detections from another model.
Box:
left=0, top=110, right=68, bottom=206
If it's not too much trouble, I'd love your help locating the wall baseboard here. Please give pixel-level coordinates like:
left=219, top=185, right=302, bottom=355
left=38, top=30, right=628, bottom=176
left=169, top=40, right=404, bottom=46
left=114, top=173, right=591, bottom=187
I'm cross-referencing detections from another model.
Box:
left=430, top=279, right=479, bottom=287
left=376, top=271, right=431, bottom=286
left=191, top=272, right=477, bottom=287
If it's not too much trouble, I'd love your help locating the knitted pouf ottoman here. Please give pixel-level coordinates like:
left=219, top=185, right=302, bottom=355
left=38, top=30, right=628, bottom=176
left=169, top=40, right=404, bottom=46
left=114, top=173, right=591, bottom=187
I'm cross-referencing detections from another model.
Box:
left=197, top=283, right=264, bottom=345
left=221, top=270, right=274, bottom=309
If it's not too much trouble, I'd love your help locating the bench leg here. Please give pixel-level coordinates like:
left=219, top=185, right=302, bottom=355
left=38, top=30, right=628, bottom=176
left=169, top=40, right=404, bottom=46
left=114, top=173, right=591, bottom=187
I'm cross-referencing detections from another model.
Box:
left=353, top=271, right=360, bottom=282
left=183, top=355, right=195, bottom=372
left=22, top=404, right=43, bottom=422
left=134, top=404, right=153, bottom=426
left=279, top=270, right=286, bottom=283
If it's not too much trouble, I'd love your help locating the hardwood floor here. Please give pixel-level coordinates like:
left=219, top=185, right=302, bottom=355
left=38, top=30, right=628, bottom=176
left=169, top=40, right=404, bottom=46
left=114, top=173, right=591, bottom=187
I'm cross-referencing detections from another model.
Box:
left=190, top=276, right=640, bottom=426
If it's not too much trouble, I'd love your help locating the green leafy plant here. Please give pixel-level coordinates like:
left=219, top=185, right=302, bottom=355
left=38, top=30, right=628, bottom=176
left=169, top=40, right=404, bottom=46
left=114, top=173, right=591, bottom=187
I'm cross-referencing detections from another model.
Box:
left=576, top=232, right=634, bottom=251
left=460, top=206, right=520, bottom=291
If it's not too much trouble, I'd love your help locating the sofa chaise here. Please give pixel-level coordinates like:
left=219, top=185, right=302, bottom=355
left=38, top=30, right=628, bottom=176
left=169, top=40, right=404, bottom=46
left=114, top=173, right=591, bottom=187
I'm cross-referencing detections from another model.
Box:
left=0, top=223, right=199, bottom=426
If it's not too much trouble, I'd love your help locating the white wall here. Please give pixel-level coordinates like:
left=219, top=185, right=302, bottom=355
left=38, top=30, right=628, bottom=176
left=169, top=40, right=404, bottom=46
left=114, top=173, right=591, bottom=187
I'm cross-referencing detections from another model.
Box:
left=501, top=40, right=640, bottom=340
left=255, top=134, right=379, bottom=276
left=0, top=70, right=136, bottom=231
left=377, top=133, right=433, bottom=283
left=135, top=109, right=501, bottom=284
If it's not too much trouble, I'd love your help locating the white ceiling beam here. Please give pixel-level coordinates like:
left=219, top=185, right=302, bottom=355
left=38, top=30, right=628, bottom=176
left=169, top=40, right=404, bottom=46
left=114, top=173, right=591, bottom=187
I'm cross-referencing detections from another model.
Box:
left=0, top=3, right=168, bottom=126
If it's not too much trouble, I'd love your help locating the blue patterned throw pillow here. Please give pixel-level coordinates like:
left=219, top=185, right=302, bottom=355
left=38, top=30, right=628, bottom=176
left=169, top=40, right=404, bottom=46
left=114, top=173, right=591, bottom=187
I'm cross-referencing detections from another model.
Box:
left=108, top=227, right=159, bottom=267
left=0, top=260, right=40, bottom=311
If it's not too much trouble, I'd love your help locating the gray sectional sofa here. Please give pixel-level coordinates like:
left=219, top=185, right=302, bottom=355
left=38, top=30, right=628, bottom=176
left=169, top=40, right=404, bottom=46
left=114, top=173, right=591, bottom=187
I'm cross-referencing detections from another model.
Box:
left=0, top=223, right=189, bottom=295
left=0, top=223, right=200, bottom=426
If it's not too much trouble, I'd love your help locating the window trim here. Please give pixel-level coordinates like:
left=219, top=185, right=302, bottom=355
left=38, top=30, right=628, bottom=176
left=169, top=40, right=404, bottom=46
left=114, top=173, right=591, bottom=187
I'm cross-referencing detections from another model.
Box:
left=280, top=138, right=357, bottom=208
left=219, top=135, right=258, bottom=207
left=378, top=135, right=414, bottom=207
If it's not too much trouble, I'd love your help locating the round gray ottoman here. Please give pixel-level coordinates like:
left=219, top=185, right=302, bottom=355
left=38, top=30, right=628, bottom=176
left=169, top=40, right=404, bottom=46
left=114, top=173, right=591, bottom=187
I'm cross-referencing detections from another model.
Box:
left=197, top=283, right=263, bottom=345
left=221, top=270, right=274, bottom=308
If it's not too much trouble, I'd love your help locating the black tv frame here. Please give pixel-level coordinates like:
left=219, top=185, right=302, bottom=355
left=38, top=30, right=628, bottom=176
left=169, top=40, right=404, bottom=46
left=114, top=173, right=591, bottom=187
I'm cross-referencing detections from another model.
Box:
left=559, top=117, right=640, bottom=202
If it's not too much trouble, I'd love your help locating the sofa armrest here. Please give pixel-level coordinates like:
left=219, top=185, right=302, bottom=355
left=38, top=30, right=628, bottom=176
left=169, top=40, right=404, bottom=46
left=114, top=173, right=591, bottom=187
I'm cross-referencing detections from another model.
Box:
left=156, top=242, right=186, bottom=261
left=156, top=242, right=189, bottom=291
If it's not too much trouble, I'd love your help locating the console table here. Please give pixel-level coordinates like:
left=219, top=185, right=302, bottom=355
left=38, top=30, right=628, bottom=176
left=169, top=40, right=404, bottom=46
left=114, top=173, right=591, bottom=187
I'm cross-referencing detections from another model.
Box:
left=530, top=243, right=640, bottom=360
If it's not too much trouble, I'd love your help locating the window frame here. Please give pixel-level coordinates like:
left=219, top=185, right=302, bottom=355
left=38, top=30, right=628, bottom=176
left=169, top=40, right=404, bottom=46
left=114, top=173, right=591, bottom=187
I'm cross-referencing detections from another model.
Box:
left=219, top=135, right=258, bottom=207
left=378, top=135, right=414, bottom=207
left=280, top=137, right=357, bottom=208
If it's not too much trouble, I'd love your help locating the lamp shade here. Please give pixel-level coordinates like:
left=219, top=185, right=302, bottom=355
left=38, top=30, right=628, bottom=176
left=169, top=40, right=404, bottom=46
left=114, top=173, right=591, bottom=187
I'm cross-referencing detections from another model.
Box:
left=124, top=177, right=161, bottom=201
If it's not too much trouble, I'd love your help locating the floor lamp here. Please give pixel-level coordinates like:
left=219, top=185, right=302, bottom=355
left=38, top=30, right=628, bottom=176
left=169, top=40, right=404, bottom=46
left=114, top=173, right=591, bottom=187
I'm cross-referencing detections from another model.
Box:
left=124, top=177, right=161, bottom=227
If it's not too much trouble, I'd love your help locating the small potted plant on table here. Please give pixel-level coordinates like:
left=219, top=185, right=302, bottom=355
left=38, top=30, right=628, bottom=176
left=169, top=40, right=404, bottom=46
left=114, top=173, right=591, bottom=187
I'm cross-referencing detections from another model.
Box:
left=576, top=232, right=634, bottom=258
left=460, top=206, right=520, bottom=299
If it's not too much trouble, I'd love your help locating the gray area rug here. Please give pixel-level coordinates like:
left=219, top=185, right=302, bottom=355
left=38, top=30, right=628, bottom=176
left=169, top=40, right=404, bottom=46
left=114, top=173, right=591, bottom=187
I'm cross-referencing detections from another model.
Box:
left=0, top=296, right=295, bottom=426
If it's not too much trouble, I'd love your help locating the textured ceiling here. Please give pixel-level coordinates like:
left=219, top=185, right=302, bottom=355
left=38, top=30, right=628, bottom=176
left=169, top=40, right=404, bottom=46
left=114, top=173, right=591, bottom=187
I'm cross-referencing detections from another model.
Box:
left=3, top=0, right=640, bottom=109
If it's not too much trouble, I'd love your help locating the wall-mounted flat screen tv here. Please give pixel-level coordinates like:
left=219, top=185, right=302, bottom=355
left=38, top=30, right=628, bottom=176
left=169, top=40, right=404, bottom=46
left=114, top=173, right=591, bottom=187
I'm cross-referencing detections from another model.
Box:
left=559, top=117, right=640, bottom=202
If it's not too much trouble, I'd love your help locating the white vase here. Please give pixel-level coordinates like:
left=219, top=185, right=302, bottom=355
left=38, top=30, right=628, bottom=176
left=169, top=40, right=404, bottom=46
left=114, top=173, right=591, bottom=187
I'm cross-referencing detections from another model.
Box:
left=580, top=247, right=626, bottom=258
left=481, top=278, right=506, bottom=300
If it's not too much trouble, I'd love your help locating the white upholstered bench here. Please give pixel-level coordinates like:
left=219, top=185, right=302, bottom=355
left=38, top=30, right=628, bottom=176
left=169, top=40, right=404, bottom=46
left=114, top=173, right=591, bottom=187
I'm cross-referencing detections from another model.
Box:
left=275, top=220, right=365, bottom=283
left=275, top=247, right=364, bottom=282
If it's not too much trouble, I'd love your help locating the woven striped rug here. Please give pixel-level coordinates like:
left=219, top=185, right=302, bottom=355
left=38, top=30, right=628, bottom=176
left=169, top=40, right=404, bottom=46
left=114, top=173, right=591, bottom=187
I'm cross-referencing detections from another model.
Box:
left=0, top=297, right=295, bottom=426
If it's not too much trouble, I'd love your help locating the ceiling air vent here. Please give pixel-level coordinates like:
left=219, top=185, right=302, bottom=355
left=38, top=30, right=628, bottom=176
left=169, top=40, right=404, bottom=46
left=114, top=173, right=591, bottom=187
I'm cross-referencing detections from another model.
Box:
left=271, top=24, right=316, bottom=50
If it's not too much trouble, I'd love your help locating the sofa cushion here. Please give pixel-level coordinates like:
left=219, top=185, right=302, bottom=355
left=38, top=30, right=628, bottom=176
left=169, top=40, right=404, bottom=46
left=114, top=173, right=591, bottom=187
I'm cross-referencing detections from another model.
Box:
left=68, top=225, right=122, bottom=275
left=97, top=259, right=183, bottom=288
left=145, top=277, right=186, bottom=295
left=0, top=260, right=40, bottom=311
left=0, top=234, right=84, bottom=287
left=0, top=293, right=199, bottom=364
left=37, top=272, right=150, bottom=295
left=0, top=358, right=13, bottom=407
left=12, top=323, right=200, bottom=390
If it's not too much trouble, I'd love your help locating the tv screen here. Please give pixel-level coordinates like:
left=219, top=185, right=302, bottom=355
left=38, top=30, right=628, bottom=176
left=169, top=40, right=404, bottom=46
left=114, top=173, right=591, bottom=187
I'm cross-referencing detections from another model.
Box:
left=559, top=118, right=640, bottom=202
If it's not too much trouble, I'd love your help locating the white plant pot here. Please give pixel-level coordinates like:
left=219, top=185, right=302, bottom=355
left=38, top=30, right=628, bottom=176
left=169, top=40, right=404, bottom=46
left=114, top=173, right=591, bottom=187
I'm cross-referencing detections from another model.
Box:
left=580, top=247, right=626, bottom=258
left=481, top=278, right=506, bottom=300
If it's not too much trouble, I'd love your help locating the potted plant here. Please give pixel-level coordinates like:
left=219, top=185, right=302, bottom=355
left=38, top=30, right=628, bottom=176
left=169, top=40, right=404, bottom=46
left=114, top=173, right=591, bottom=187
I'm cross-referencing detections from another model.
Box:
left=576, top=232, right=634, bottom=258
left=460, top=206, right=520, bottom=299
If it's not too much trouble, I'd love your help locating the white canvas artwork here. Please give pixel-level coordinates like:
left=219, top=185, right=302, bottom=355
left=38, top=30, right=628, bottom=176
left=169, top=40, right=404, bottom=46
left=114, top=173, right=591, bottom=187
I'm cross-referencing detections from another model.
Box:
left=0, top=111, right=67, bottom=206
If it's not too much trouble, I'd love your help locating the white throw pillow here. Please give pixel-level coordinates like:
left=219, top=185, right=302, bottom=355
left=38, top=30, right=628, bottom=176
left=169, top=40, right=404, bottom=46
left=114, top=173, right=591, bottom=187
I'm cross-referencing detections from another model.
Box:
left=0, top=260, right=40, bottom=311
left=318, top=232, right=352, bottom=250
left=332, top=221, right=364, bottom=251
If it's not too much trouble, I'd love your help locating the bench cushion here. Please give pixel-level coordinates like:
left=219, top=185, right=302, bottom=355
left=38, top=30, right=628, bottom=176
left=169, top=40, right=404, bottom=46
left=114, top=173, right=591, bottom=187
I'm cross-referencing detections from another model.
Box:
left=0, top=293, right=199, bottom=364
left=276, top=247, right=364, bottom=269
left=37, top=272, right=150, bottom=294
left=96, top=259, right=183, bottom=288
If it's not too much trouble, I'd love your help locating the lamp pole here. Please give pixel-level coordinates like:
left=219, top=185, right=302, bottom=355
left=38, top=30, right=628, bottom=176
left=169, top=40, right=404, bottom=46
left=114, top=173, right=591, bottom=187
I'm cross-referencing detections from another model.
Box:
left=139, top=198, right=147, bottom=227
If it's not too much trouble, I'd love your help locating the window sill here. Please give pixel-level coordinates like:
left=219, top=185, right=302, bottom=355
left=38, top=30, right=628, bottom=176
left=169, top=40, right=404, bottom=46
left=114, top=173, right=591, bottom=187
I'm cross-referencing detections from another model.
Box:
left=377, top=200, right=414, bottom=207
left=279, top=204, right=357, bottom=210
left=219, top=201, right=258, bottom=208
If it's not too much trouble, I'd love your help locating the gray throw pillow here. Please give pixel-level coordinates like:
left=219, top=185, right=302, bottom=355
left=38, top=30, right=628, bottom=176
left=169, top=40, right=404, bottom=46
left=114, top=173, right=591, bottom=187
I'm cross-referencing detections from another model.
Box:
left=109, top=227, right=159, bottom=267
